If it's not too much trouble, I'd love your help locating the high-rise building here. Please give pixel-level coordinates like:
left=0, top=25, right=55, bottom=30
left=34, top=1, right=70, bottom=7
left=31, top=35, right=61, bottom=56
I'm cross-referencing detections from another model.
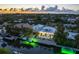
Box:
left=46, top=5, right=58, bottom=11
left=54, top=5, right=58, bottom=10
left=41, top=5, right=45, bottom=11
left=25, top=8, right=33, bottom=11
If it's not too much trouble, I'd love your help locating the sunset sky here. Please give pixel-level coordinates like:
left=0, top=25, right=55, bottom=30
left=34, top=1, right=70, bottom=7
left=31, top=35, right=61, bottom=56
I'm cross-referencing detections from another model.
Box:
left=0, top=4, right=79, bottom=10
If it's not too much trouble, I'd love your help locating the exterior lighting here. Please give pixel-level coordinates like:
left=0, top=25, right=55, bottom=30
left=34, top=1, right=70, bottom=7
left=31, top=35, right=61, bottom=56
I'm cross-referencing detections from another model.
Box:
left=61, top=48, right=76, bottom=54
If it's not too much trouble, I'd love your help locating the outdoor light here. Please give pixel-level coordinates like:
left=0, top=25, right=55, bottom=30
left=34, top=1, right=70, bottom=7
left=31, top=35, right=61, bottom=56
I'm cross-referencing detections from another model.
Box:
left=29, top=37, right=38, bottom=42
left=61, top=48, right=76, bottom=54
left=30, top=42, right=38, bottom=47
left=21, top=37, right=39, bottom=47
left=22, top=41, right=38, bottom=47
left=22, top=41, right=30, bottom=45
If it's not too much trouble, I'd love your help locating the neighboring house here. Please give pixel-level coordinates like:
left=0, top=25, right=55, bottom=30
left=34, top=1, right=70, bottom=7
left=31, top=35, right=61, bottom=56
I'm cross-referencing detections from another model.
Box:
left=64, top=24, right=77, bottom=28
left=33, top=24, right=56, bottom=39
left=67, top=32, right=79, bottom=40
left=14, top=19, right=23, bottom=23
left=67, top=18, right=76, bottom=23
left=0, top=25, right=6, bottom=34
left=14, top=23, right=32, bottom=29
left=27, top=18, right=34, bottom=24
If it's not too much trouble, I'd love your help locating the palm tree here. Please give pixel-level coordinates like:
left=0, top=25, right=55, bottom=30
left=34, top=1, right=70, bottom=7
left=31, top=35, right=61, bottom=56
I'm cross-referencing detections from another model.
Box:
left=54, top=23, right=64, bottom=43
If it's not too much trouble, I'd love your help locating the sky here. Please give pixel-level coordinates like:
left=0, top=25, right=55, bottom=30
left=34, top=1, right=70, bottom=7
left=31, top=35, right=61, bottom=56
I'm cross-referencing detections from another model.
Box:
left=0, top=4, right=79, bottom=11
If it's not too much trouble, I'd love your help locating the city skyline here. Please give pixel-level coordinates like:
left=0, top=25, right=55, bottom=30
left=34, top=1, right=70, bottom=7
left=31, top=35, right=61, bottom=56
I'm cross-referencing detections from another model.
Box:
left=0, top=4, right=79, bottom=11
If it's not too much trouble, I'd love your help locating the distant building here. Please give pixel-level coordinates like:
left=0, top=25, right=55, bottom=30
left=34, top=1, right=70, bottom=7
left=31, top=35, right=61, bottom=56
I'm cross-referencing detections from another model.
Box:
left=33, top=24, right=56, bottom=39
left=0, top=25, right=6, bottom=34
left=46, top=5, right=58, bottom=11
left=67, top=18, right=76, bottom=23
left=54, top=5, right=58, bottom=10
left=41, top=5, right=45, bottom=11
left=64, top=24, right=77, bottom=28
left=33, top=8, right=39, bottom=11
left=62, top=7, right=74, bottom=12
left=25, top=8, right=33, bottom=11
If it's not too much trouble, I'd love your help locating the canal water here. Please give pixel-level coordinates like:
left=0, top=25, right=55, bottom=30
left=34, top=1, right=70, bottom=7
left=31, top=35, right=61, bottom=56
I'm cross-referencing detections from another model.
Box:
left=1, top=38, right=58, bottom=54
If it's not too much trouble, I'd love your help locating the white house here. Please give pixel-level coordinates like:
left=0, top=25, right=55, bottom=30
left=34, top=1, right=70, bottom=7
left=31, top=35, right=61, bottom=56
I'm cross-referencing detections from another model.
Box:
left=33, top=24, right=56, bottom=39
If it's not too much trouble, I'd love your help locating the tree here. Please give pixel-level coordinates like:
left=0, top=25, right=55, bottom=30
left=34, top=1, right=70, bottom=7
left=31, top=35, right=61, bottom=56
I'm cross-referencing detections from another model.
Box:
left=34, top=15, right=42, bottom=24
left=53, top=17, right=69, bottom=46
left=6, top=26, right=20, bottom=36
left=1, top=43, right=7, bottom=48
left=54, top=22, right=65, bottom=43
left=0, top=48, right=12, bottom=54
left=54, top=16, right=63, bottom=23
left=75, top=34, right=79, bottom=48
left=53, top=19, right=76, bottom=47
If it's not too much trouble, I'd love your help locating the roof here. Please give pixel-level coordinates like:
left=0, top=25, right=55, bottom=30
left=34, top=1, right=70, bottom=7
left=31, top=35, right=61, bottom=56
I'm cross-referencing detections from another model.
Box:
left=64, top=24, right=77, bottom=27
left=67, top=32, right=79, bottom=40
left=33, top=24, right=56, bottom=33
left=67, top=18, right=76, bottom=21
left=4, top=36, right=17, bottom=40
left=14, top=23, right=32, bottom=29
left=40, top=26, right=56, bottom=33
left=33, top=24, right=44, bottom=31
left=33, top=24, right=44, bottom=28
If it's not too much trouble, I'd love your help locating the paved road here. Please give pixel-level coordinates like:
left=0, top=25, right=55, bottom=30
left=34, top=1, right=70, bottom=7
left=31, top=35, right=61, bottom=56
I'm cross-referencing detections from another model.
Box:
left=38, top=39, right=56, bottom=45
left=38, top=39, right=79, bottom=52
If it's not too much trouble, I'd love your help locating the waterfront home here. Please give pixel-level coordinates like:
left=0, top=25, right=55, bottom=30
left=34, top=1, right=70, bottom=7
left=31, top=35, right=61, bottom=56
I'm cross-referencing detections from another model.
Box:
left=33, top=24, right=56, bottom=39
